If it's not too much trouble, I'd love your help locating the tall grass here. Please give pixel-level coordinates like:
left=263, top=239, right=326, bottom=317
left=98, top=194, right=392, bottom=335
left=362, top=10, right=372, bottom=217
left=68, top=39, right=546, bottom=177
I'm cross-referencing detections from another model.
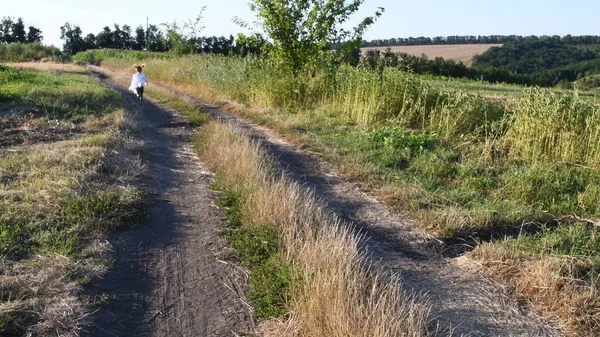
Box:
left=329, top=67, right=506, bottom=135
left=197, top=121, right=429, bottom=337
left=0, top=43, right=63, bottom=62
left=79, top=50, right=506, bottom=137
left=73, top=49, right=175, bottom=65
left=504, top=88, right=600, bottom=168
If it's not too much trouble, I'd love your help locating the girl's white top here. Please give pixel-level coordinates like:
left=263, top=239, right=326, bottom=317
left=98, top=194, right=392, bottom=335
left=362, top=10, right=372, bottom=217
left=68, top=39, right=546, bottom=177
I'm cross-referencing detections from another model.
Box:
left=129, top=73, right=148, bottom=91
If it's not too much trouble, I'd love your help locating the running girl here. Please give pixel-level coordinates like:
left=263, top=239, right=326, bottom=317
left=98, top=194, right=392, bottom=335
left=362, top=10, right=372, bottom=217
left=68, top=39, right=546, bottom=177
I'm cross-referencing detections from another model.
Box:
left=129, top=65, right=148, bottom=102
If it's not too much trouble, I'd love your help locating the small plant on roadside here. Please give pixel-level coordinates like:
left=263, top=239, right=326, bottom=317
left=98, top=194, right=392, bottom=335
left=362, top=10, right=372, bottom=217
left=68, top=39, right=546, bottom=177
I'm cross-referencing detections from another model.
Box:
left=230, top=226, right=280, bottom=266
left=248, top=257, right=296, bottom=319
left=216, top=190, right=244, bottom=227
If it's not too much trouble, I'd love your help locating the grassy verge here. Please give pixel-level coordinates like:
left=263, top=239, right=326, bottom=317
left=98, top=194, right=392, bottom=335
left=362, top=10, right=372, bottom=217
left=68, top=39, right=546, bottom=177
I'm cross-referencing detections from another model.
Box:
left=79, top=50, right=600, bottom=334
left=0, top=64, right=144, bottom=336
left=212, top=186, right=292, bottom=320
left=196, top=121, right=429, bottom=336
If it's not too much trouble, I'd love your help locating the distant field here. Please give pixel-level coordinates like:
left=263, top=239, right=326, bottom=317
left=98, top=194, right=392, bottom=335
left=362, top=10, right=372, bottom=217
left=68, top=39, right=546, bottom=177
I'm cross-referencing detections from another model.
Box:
left=360, top=44, right=502, bottom=66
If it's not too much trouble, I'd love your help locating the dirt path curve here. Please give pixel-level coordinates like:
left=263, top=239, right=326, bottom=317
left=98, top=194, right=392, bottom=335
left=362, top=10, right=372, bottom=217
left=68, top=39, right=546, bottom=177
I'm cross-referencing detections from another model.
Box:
left=83, top=70, right=253, bottom=337
left=93, top=66, right=562, bottom=337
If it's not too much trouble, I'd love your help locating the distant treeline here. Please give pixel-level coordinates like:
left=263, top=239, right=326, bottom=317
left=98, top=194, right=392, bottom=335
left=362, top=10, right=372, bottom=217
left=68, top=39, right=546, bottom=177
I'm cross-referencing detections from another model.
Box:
left=0, top=17, right=43, bottom=44
left=361, top=49, right=531, bottom=85
left=360, top=34, right=600, bottom=47
left=60, top=22, right=267, bottom=56
left=362, top=38, right=600, bottom=87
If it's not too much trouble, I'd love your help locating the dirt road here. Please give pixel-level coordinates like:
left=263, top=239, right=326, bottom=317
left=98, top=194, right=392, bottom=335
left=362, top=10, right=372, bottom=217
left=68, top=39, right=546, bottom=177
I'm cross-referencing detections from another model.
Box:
left=83, top=72, right=253, bottom=337
left=92, top=66, right=562, bottom=337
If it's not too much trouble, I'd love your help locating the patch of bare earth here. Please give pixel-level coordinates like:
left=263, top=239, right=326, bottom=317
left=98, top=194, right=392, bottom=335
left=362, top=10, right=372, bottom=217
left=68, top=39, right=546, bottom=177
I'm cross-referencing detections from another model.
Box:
left=0, top=109, right=87, bottom=147
left=82, top=72, right=254, bottom=336
left=360, top=44, right=502, bottom=66
left=94, top=65, right=562, bottom=336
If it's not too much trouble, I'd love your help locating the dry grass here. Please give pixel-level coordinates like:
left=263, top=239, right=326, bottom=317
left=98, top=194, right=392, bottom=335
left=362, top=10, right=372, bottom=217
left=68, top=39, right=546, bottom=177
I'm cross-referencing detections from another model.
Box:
left=198, top=121, right=430, bottom=337
left=10, top=62, right=87, bottom=74
left=0, top=64, right=144, bottom=336
left=471, top=235, right=600, bottom=336
left=360, top=44, right=502, bottom=66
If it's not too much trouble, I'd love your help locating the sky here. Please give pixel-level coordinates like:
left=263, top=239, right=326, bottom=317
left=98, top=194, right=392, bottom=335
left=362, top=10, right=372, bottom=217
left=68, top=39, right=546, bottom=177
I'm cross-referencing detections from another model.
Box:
left=3, top=0, right=599, bottom=48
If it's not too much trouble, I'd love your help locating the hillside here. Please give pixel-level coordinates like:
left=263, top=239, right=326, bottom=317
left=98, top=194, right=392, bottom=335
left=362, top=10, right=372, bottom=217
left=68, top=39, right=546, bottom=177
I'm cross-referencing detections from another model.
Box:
left=360, top=44, right=501, bottom=66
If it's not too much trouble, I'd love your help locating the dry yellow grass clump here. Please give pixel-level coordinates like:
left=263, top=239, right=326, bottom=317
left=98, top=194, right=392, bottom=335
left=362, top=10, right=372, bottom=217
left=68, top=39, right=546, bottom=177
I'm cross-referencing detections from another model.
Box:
left=198, top=121, right=430, bottom=337
left=471, top=234, right=600, bottom=336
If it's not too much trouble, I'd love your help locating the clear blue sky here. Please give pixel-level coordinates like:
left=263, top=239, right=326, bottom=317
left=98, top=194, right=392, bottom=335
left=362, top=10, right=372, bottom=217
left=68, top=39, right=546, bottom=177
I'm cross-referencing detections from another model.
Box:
left=3, top=0, right=599, bottom=48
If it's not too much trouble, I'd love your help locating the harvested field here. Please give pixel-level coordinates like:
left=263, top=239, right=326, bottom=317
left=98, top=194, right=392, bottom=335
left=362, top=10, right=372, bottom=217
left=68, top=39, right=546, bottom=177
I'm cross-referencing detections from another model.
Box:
left=360, top=44, right=502, bottom=66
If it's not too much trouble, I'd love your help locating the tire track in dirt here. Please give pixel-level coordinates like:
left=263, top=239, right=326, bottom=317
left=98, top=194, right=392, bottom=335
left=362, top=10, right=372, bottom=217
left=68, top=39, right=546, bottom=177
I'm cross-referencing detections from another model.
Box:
left=83, top=71, right=253, bottom=337
left=92, top=66, right=562, bottom=337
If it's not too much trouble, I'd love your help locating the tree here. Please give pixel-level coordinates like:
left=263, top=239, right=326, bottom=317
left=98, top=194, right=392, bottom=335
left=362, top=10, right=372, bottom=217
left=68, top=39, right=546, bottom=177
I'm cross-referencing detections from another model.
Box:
left=26, top=26, right=43, bottom=43
left=0, top=17, right=15, bottom=43
left=162, top=8, right=206, bottom=55
left=114, top=24, right=134, bottom=49
left=60, top=22, right=87, bottom=55
left=0, top=17, right=43, bottom=44
left=234, top=33, right=268, bottom=56
left=244, top=0, right=384, bottom=75
left=11, top=18, right=27, bottom=43
left=84, top=33, right=97, bottom=50
left=96, top=26, right=114, bottom=48
left=147, top=24, right=168, bottom=52
left=135, top=26, right=146, bottom=50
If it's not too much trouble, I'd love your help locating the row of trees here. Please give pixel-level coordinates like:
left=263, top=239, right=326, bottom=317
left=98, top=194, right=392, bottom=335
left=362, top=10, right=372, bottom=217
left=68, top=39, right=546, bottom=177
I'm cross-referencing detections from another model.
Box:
left=59, top=20, right=267, bottom=57
left=472, top=39, right=599, bottom=74
left=59, top=23, right=168, bottom=55
left=0, top=17, right=43, bottom=44
left=360, top=34, right=600, bottom=47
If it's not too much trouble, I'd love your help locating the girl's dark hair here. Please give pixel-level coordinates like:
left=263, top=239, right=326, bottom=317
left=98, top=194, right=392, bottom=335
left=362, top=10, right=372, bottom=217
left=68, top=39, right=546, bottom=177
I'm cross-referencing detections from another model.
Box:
left=133, top=64, right=145, bottom=72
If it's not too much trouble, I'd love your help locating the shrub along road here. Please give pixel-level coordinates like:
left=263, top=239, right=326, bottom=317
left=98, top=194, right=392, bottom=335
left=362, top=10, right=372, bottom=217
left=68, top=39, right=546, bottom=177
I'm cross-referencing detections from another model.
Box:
left=84, top=70, right=253, bottom=336
left=92, top=65, right=562, bottom=336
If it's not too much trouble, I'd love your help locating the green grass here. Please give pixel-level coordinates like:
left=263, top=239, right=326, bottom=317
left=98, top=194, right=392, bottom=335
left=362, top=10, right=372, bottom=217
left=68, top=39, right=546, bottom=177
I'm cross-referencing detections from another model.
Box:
left=212, top=183, right=294, bottom=320
left=0, top=43, right=63, bottom=62
left=147, top=87, right=210, bottom=125
left=216, top=189, right=244, bottom=227
left=0, top=65, right=120, bottom=119
left=420, top=72, right=600, bottom=103
left=0, top=64, right=144, bottom=336
left=73, top=49, right=175, bottom=65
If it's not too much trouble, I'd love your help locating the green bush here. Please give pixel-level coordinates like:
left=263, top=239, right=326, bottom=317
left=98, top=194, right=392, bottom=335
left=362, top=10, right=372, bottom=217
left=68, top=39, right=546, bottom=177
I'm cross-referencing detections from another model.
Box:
left=363, top=127, right=438, bottom=168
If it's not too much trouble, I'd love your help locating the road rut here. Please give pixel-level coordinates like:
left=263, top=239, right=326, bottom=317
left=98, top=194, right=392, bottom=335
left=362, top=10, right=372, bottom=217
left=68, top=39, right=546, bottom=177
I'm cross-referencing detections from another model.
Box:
left=83, top=72, right=253, bottom=337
